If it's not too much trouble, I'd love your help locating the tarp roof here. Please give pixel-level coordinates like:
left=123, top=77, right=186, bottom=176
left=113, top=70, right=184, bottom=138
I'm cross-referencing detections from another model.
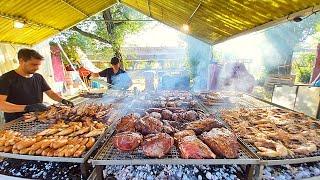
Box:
left=1, top=0, right=320, bottom=46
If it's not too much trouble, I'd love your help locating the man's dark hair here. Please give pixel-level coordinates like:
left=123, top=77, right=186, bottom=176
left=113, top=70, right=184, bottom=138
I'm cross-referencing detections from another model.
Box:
left=110, top=57, right=120, bottom=65
left=18, top=48, right=44, bottom=61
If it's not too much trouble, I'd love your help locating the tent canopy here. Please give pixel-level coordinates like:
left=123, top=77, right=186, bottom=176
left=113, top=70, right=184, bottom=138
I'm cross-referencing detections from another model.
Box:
left=1, top=0, right=320, bottom=45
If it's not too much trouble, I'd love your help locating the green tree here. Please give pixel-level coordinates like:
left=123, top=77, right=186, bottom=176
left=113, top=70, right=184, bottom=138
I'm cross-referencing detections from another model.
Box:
left=292, top=53, right=316, bottom=83
left=262, top=14, right=320, bottom=75
left=53, top=4, right=147, bottom=66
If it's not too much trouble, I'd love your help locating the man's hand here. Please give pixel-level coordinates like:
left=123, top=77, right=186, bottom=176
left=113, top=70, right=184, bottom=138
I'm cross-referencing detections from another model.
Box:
left=24, top=103, right=48, bottom=112
left=61, top=99, right=74, bottom=107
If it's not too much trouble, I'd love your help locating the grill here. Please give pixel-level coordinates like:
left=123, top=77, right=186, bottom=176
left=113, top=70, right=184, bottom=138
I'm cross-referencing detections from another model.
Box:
left=204, top=94, right=320, bottom=165
left=91, top=96, right=260, bottom=166
left=91, top=130, right=259, bottom=166
left=0, top=98, right=121, bottom=163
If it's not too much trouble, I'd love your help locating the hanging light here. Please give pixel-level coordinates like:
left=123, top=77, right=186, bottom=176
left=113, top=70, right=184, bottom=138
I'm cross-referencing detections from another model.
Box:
left=14, top=21, right=24, bottom=29
left=182, top=24, right=190, bottom=32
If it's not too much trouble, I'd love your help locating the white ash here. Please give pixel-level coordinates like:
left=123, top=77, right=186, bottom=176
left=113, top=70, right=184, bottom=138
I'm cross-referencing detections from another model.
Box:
left=104, top=164, right=243, bottom=180
left=263, top=162, right=320, bottom=180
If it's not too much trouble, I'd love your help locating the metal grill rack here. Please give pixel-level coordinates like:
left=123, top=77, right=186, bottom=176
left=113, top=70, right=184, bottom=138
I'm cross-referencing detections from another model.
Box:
left=91, top=129, right=259, bottom=166
left=0, top=117, right=108, bottom=163
left=208, top=96, right=320, bottom=165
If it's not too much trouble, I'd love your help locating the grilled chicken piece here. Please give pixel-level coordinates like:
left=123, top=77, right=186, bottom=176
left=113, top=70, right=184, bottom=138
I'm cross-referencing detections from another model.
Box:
left=142, top=133, right=174, bottom=158
left=113, top=132, right=143, bottom=151
left=200, top=128, right=240, bottom=158
left=184, top=118, right=223, bottom=135
left=178, top=135, right=216, bottom=159
left=174, top=130, right=195, bottom=143
left=116, top=115, right=137, bottom=133
left=135, top=116, right=163, bottom=135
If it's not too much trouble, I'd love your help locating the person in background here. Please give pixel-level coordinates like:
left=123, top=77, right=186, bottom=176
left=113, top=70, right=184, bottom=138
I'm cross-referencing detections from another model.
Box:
left=221, top=62, right=255, bottom=93
left=0, top=48, right=74, bottom=122
left=89, top=57, right=132, bottom=90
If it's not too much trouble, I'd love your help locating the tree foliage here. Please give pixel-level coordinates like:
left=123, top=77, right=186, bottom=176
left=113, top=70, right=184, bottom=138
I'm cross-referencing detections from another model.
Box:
left=52, top=4, right=147, bottom=66
left=292, top=53, right=316, bottom=83
left=262, top=14, right=320, bottom=74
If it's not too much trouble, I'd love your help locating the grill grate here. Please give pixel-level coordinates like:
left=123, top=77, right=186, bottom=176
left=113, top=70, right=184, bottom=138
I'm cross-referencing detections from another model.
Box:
left=211, top=96, right=320, bottom=161
left=1, top=120, right=52, bottom=136
left=93, top=130, right=257, bottom=165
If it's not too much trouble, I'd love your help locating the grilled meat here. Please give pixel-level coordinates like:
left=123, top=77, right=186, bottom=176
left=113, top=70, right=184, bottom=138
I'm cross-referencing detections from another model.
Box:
left=113, top=132, right=143, bottom=151
left=178, top=135, right=216, bottom=159
left=184, top=110, right=198, bottom=121
left=142, top=133, right=174, bottom=158
left=135, top=116, right=163, bottom=135
left=149, top=112, right=162, bottom=120
left=184, top=118, right=223, bottom=134
left=161, top=109, right=173, bottom=120
left=174, top=130, right=195, bottom=143
left=200, top=128, right=239, bottom=158
left=116, top=114, right=137, bottom=133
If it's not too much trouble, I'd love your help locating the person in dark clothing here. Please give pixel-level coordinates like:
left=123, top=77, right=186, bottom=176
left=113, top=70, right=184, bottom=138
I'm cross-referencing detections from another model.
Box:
left=90, top=57, right=132, bottom=90
left=0, top=48, right=73, bottom=122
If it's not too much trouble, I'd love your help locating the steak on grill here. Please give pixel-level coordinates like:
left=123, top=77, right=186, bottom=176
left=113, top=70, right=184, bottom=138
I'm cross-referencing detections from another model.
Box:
left=113, top=132, right=143, bottom=151
left=142, top=133, right=174, bottom=158
left=178, top=135, right=216, bottom=159
left=200, top=128, right=240, bottom=158
left=135, top=116, right=163, bottom=135
left=184, top=118, right=223, bottom=134
left=116, top=114, right=137, bottom=133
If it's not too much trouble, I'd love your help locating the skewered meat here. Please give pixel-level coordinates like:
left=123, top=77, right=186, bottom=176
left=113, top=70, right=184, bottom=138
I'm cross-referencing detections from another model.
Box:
left=116, top=115, right=137, bottom=133
left=142, top=133, right=174, bottom=158
left=184, top=110, right=198, bottom=121
left=185, top=118, right=223, bottom=134
left=149, top=112, right=162, bottom=120
left=161, top=109, right=173, bottom=120
left=178, top=135, right=216, bottom=159
left=113, top=132, right=143, bottom=151
left=135, top=116, right=163, bottom=135
left=174, top=130, right=195, bottom=143
left=200, top=128, right=239, bottom=158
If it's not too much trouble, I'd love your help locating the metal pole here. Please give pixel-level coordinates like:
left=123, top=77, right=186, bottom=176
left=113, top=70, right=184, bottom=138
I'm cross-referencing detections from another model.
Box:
left=57, top=43, right=89, bottom=91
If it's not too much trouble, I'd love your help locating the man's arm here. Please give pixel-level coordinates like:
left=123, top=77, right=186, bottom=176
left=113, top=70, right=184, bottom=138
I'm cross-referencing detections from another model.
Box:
left=45, top=90, right=74, bottom=107
left=0, top=95, right=26, bottom=113
left=44, top=90, right=63, bottom=102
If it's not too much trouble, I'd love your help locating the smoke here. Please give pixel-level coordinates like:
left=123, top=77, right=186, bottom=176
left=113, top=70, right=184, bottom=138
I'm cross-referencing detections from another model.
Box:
left=186, top=36, right=212, bottom=91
